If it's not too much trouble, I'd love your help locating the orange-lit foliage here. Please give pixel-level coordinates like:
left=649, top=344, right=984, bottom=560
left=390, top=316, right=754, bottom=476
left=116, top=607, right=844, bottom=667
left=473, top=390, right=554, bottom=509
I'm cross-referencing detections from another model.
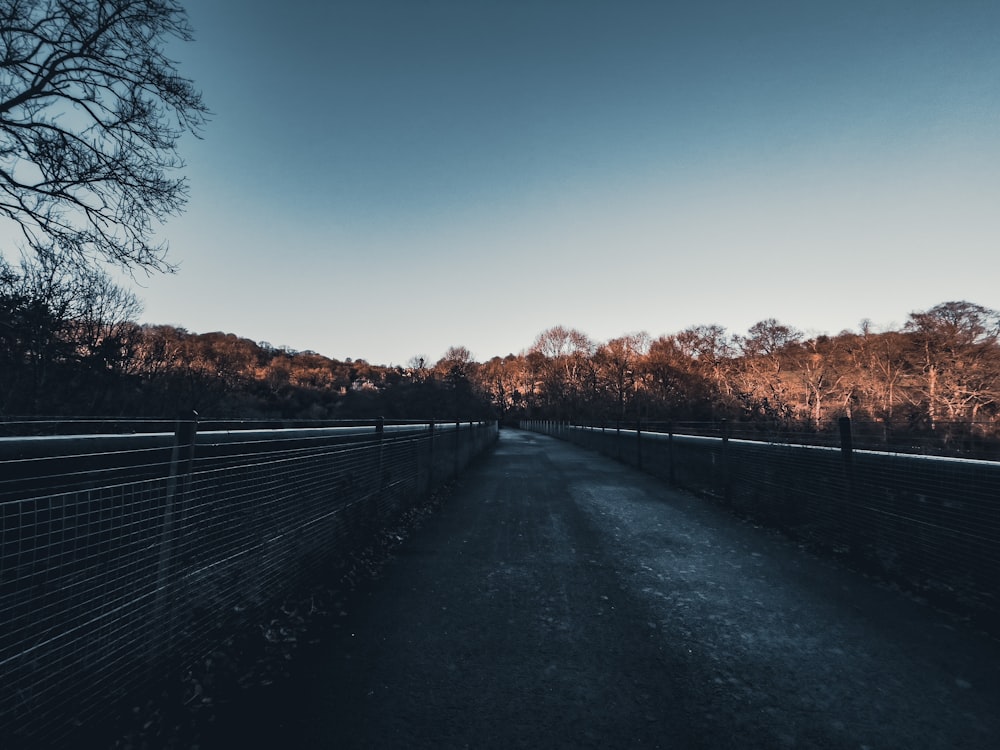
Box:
left=3, top=287, right=998, bottom=448
left=488, top=307, right=1000, bottom=454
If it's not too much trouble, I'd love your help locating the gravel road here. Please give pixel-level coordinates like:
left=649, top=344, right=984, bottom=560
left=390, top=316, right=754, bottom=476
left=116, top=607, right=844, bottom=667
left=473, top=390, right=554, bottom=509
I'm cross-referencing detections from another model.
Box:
left=210, top=428, right=1000, bottom=749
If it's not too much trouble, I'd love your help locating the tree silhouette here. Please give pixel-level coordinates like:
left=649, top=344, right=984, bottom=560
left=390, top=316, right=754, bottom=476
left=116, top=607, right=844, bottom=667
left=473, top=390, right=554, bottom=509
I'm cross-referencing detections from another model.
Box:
left=0, top=0, right=207, bottom=272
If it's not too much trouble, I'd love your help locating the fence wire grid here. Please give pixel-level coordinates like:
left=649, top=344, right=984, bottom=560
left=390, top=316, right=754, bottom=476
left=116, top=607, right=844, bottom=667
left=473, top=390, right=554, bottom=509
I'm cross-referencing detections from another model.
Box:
left=0, top=419, right=498, bottom=748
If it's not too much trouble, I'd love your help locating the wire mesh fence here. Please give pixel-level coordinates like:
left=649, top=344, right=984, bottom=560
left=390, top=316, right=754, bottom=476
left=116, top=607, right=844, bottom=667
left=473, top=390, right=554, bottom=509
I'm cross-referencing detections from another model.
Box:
left=522, top=419, right=1000, bottom=633
left=636, top=418, right=1000, bottom=460
left=0, top=418, right=498, bottom=748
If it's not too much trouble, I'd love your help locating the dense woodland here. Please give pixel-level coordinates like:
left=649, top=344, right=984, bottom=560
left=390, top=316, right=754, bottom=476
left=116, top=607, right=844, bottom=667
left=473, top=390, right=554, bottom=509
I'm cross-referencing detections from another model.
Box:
left=2, top=256, right=999, bottom=454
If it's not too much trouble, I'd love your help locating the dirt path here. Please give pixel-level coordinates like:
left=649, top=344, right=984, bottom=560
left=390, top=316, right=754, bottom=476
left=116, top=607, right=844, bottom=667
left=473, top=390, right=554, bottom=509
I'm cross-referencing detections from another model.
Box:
left=208, top=429, right=1000, bottom=749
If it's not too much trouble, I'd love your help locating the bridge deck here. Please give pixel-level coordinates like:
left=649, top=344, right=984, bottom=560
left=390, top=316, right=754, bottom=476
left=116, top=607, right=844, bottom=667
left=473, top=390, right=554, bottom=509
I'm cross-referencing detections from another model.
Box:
left=208, top=429, right=1000, bottom=749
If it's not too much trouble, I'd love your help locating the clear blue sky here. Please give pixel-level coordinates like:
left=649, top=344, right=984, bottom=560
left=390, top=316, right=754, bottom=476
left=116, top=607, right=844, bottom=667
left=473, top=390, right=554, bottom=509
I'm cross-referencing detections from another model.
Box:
left=131, top=0, right=1000, bottom=364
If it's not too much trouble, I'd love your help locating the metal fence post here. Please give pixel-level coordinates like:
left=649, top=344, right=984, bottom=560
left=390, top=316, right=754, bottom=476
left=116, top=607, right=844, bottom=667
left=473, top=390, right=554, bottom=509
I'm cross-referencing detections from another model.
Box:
left=668, top=422, right=675, bottom=485
left=153, top=410, right=198, bottom=668
left=839, top=416, right=854, bottom=476
left=636, top=416, right=643, bottom=470
left=428, top=419, right=436, bottom=490
left=839, top=416, right=857, bottom=552
left=720, top=418, right=731, bottom=502
left=375, top=416, right=385, bottom=520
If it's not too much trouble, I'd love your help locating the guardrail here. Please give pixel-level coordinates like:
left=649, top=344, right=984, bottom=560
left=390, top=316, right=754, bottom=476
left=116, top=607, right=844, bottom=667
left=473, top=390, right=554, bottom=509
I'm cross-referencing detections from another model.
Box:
left=522, top=419, right=1000, bottom=633
left=1, top=418, right=498, bottom=748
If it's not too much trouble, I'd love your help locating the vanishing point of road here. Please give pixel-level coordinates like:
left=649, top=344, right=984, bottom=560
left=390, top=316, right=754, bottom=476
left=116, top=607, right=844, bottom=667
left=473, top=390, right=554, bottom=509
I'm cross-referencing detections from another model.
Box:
left=213, top=429, right=1000, bottom=749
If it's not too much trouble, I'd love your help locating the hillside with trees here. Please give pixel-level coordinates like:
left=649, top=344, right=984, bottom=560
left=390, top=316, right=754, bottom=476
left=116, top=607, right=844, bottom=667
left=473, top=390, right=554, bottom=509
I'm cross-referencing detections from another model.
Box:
left=500, top=303, right=1000, bottom=456
left=2, top=256, right=998, bottom=454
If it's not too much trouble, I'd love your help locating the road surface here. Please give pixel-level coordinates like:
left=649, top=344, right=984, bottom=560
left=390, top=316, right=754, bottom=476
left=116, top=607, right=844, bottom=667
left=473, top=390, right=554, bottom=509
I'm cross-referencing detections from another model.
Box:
left=209, top=429, right=1000, bottom=749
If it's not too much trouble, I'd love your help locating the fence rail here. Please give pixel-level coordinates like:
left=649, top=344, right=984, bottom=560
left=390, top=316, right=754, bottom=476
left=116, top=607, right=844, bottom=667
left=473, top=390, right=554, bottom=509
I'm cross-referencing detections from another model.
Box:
left=522, top=419, right=1000, bottom=633
left=0, top=417, right=498, bottom=748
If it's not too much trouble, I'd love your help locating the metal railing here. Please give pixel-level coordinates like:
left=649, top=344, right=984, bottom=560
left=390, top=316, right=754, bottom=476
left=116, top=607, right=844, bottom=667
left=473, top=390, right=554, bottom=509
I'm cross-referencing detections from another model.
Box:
left=0, top=418, right=498, bottom=748
left=522, top=419, right=1000, bottom=633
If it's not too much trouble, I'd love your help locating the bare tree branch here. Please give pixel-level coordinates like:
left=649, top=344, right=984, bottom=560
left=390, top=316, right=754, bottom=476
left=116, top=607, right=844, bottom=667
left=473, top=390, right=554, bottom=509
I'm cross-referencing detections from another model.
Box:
left=0, top=0, right=207, bottom=273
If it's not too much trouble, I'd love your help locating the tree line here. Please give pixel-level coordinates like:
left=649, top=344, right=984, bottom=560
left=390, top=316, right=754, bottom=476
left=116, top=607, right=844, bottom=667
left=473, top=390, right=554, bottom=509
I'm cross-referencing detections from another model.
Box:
left=3, top=251, right=999, bottom=454
left=489, top=303, right=1000, bottom=454
left=0, top=255, right=489, bottom=421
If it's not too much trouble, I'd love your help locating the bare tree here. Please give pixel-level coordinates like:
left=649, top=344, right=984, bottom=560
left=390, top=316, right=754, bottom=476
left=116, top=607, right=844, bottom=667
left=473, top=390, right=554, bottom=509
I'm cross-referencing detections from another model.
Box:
left=852, top=322, right=909, bottom=423
left=735, top=318, right=802, bottom=360
left=476, top=354, right=524, bottom=420
left=0, top=0, right=207, bottom=272
left=673, top=324, right=734, bottom=397
left=530, top=326, right=595, bottom=419
left=594, top=332, right=649, bottom=423
left=435, top=345, right=473, bottom=373
left=0, top=249, right=142, bottom=412
left=530, top=325, right=594, bottom=360
left=789, top=336, right=847, bottom=427
left=70, top=262, right=143, bottom=365
left=730, top=319, right=801, bottom=423
left=904, top=301, right=1000, bottom=428
left=645, top=334, right=714, bottom=419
